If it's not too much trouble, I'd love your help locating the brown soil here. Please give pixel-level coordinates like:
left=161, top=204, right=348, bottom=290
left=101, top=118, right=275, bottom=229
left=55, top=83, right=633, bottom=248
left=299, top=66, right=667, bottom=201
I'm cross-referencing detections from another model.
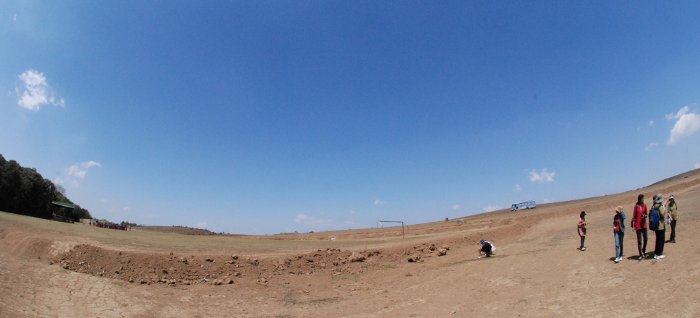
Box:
left=1, top=169, right=700, bottom=317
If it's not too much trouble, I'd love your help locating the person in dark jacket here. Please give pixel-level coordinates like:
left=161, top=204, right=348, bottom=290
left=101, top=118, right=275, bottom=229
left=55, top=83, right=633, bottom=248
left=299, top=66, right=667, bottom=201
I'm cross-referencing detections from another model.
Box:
left=478, top=240, right=495, bottom=258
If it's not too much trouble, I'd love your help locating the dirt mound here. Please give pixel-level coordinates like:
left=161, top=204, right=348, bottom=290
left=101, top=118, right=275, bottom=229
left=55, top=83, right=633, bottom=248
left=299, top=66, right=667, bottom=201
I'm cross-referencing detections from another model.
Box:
left=55, top=246, right=369, bottom=286
left=0, top=227, right=53, bottom=260
left=52, top=239, right=478, bottom=287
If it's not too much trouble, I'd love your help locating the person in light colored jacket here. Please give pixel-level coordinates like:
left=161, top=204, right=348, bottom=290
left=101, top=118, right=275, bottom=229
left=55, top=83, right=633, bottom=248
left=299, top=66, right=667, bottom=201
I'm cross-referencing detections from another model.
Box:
left=650, top=194, right=666, bottom=260
left=667, top=195, right=678, bottom=243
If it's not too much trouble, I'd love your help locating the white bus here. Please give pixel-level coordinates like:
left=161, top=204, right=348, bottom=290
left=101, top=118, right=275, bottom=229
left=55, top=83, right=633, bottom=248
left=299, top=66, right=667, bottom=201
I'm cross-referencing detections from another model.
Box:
left=511, top=200, right=536, bottom=211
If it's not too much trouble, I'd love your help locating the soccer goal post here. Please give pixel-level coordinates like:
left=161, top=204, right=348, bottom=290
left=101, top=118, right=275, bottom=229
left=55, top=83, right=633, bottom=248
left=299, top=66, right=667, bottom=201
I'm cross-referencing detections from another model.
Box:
left=377, top=220, right=405, bottom=239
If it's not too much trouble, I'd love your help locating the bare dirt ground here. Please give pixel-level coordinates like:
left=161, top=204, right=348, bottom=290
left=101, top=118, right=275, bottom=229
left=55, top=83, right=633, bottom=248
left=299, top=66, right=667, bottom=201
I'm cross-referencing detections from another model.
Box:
left=1, top=169, right=700, bottom=317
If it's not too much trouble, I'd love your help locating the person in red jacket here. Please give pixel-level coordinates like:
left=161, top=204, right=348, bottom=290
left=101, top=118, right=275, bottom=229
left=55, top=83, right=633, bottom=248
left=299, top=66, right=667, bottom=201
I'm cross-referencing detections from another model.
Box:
left=631, top=194, right=649, bottom=260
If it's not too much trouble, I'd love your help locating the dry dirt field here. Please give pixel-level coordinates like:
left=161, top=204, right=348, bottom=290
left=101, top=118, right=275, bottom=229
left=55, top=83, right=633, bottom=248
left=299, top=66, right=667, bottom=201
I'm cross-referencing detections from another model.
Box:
left=1, top=169, right=700, bottom=317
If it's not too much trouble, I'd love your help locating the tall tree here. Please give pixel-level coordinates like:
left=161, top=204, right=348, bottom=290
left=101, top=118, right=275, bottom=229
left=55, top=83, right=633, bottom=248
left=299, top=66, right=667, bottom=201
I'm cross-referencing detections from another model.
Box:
left=0, top=154, right=92, bottom=220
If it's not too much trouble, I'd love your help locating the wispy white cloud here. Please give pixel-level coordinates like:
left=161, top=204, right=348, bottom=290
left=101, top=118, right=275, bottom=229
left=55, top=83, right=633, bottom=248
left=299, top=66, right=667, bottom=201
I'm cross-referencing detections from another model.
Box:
left=644, top=142, right=659, bottom=151
left=515, top=184, right=522, bottom=192
left=54, top=161, right=101, bottom=187
left=67, top=161, right=101, bottom=179
left=13, top=13, right=17, bottom=22
left=373, top=199, right=386, bottom=205
left=666, top=107, right=686, bottom=120
left=16, top=69, right=65, bottom=111
left=295, top=213, right=309, bottom=223
left=451, top=204, right=461, bottom=211
left=483, top=205, right=501, bottom=212
left=648, top=120, right=655, bottom=127
left=294, top=213, right=333, bottom=228
left=194, top=221, right=208, bottom=229
left=343, top=220, right=360, bottom=227
left=667, top=106, right=700, bottom=145
left=529, top=168, right=555, bottom=183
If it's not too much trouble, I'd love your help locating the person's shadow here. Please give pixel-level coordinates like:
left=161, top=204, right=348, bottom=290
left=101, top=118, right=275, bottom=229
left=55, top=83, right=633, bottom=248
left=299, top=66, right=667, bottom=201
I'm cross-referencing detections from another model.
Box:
left=625, top=254, right=653, bottom=261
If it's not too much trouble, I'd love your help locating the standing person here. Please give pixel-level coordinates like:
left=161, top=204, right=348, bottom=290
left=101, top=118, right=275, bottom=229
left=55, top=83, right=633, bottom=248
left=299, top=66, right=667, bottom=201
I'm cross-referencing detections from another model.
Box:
left=667, top=195, right=678, bottom=243
left=613, top=206, right=626, bottom=263
left=631, top=194, right=648, bottom=260
left=650, top=194, right=666, bottom=260
left=577, top=211, right=587, bottom=251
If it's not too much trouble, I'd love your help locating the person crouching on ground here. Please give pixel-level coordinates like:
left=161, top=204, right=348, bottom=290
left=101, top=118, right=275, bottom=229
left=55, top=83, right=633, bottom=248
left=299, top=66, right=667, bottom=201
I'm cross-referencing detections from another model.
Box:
left=478, top=240, right=495, bottom=258
left=650, top=194, right=666, bottom=260
left=577, top=211, right=587, bottom=251
left=613, top=206, right=625, bottom=263
left=631, top=194, right=648, bottom=260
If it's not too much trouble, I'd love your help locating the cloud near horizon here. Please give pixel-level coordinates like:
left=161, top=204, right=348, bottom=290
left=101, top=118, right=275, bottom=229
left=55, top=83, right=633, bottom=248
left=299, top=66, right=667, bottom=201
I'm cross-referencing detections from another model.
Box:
left=373, top=199, right=386, bottom=205
left=54, top=161, right=102, bottom=187
left=529, top=168, right=555, bottom=183
left=483, top=205, right=501, bottom=212
left=16, top=69, right=65, bottom=111
left=294, top=213, right=334, bottom=228
left=193, top=221, right=208, bottom=229
left=667, top=106, right=700, bottom=145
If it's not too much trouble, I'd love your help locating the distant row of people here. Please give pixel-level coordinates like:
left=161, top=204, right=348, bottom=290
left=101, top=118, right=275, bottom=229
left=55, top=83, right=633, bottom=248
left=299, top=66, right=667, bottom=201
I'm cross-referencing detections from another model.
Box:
left=577, top=193, right=680, bottom=263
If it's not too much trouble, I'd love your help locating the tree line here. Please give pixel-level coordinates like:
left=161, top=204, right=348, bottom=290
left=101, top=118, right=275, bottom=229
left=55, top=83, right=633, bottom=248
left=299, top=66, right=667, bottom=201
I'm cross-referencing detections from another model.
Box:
left=0, top=154, right=92, bottom=221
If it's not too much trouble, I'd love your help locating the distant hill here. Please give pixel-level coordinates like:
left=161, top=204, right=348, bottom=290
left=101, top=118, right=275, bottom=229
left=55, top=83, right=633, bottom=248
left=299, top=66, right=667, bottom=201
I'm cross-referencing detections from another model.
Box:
left=647, top=168, right=700, bottom=188
left=132, top=225, right=218, bottom=235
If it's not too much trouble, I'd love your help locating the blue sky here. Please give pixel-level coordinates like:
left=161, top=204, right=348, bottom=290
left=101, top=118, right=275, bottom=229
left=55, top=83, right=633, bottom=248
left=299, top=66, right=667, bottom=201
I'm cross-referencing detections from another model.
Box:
left=2, top=1, right=700, bottom=234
